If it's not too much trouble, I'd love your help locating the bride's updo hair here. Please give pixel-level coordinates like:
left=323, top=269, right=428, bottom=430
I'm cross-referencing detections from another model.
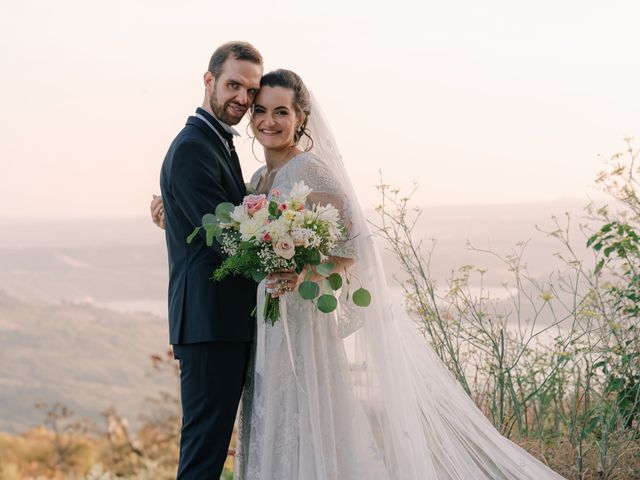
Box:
left=260, top=69, right=314, bottom=151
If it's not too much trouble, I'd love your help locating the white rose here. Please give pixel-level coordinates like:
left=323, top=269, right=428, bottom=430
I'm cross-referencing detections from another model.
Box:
left=239, top=217, right=261, bottom=241
left=231, top=205, right=249, bottom=224
left=273, top=234, right=295, bottom=260
left=267, top=218, right=290, bottom=241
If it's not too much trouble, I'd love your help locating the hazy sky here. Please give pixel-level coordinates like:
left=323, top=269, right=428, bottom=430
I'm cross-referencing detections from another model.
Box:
left=1, top=0, right=638, bottom=219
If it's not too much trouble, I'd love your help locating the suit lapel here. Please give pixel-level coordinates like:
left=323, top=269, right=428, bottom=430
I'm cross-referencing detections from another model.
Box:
left=186, top=116, right=247, bottom=197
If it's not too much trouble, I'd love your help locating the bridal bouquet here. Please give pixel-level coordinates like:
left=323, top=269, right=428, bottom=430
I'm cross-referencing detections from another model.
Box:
left=188, top=181, right=371, bottom=325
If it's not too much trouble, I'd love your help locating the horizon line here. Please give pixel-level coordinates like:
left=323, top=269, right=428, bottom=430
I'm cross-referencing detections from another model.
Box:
left=0, top=197, right=609, bottom=224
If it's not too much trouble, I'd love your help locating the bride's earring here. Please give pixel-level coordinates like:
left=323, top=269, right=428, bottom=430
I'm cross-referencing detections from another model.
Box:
left=292, top=124, right=302, bottom=146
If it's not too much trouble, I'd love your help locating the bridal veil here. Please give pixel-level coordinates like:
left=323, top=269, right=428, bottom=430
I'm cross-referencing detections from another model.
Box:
left=294, top=93, right=565, bottom=480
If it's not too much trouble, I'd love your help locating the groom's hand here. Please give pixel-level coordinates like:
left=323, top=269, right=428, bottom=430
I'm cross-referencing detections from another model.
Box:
left=150, top=195, right=165, bottom=230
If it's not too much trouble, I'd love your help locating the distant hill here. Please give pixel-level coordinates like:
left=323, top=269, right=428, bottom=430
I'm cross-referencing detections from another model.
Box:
left=0, top=290, right=172, bottom=433
left=0, top=217, right=168, bottom=304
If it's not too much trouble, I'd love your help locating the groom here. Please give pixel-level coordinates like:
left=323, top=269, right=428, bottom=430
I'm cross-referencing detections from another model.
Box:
left=159, top=41, right=262, bottom=479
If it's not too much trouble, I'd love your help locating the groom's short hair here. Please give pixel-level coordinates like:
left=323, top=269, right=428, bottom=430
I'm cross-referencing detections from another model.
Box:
left=208, top=41, right=263, bottom=79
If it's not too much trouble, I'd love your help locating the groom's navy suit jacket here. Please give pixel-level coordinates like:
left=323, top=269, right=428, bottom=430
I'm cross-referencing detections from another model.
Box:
left=160, top=109, right=256, bottom=345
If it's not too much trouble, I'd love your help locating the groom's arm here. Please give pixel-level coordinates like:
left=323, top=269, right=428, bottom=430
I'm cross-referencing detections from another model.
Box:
left=171, top=141, right=226, bottom=255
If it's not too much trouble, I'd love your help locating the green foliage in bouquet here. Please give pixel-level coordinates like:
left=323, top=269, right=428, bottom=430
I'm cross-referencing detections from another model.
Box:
left=187, top=191, right=372, bottom=323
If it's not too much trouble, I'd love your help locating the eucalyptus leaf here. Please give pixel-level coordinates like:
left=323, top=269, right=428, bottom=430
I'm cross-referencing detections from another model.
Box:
left=205, top=228, right=215, bottom=247
left=187, top=227, right=201, bottom=244
left=202, top=213, right=220, bottom=227
left=298, top=281, right=320, bottom=300
left=327, top=273, right=343, bottom=290
left=204, top=224, right=221, bottom=243
left=352, top=288, right=372, bottom=307
left=215, top=202, right=236, bottom=223
left=251, top=270, right=267, bottom=283
left=215, top=202, right=235, bottom=217
left=317, top=294, right=338, bottom=313
left=307, top=249, right=321, bottom=265
left=316, top=262, right=335, bottom=277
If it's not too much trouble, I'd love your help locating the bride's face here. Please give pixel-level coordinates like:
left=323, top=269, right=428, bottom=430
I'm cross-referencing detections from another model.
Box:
left=251, top=86, right=303, bottom=150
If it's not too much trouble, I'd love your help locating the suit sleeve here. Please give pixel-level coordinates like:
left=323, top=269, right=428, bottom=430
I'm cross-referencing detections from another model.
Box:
left=171, top=141, right=226, bottom=253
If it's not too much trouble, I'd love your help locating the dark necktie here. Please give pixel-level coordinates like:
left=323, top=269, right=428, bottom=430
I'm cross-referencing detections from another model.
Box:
left=221, top=132, right=243, bottom=182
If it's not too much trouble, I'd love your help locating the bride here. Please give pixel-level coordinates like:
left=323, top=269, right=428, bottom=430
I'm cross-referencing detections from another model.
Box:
left=153, top=69, right=565, bottom=479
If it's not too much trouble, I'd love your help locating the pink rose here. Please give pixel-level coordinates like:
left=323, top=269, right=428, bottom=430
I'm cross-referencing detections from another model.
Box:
left=262, top=232, right=272, bottom=242
left=278, top=203, right=288, bottom=211
left=243, top=194, right=267, bottom=216
left=271, top=189, right=281, bottom=197
left=274, top=235, right=295, bottom=260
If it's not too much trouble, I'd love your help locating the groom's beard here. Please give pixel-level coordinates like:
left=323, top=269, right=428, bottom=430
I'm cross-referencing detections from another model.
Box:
left=210, top=94, right=247, bottom=126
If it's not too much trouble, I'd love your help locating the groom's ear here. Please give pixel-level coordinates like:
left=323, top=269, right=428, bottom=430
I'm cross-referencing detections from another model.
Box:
left=204, top=71, right=215, bottom=88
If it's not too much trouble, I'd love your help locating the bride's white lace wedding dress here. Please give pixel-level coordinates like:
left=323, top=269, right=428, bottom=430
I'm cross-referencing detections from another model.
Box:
left=234, top=96, right=565, bottom=480
left=235, top=153, right=391, bottom=479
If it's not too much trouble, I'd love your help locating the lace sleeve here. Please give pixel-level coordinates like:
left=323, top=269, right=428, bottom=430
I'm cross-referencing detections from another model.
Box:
left=296, top=154, right=357, bottom=260
left=249, top=166, right=266, bottom=194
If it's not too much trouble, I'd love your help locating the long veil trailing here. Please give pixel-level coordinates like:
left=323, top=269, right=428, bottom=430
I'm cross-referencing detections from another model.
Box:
left=297, top=93, right=565, bottom=479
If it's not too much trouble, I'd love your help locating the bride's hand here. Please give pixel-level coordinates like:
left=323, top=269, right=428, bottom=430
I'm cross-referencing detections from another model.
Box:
left=266, top=267, right=325, bottom=298
left=150, top=194, right=165, bottom=230
left=266, top=270, right=299, bottom=298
